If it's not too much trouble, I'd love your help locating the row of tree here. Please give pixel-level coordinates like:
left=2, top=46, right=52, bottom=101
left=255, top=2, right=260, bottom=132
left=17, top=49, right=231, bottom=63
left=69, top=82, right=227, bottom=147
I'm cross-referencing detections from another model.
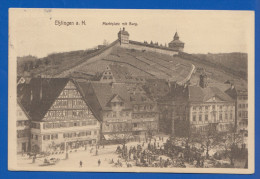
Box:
left=168, top=124, right=247, bottom=167
left=23, top=58, right=50, bottom=72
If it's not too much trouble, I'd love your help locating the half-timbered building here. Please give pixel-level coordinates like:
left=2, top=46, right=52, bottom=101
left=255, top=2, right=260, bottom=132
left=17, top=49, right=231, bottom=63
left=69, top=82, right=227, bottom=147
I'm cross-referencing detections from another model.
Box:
left=18, top=78, right=100, bottom=153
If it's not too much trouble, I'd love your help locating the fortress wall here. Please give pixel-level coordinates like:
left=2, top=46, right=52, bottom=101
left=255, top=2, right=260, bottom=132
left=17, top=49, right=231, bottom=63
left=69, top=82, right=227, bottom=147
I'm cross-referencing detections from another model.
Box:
left=120, top=43, right=179, bottom=56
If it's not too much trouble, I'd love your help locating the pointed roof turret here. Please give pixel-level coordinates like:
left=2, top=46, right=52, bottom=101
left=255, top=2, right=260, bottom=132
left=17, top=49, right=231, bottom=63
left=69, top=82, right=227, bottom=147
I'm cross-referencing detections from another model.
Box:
left=174, top=32, right=179, bottom=40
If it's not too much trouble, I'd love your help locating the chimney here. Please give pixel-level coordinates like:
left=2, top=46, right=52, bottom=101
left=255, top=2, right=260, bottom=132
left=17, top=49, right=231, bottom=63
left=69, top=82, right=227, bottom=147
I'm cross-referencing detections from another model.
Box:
left=199, top=73, right=208, bottom=88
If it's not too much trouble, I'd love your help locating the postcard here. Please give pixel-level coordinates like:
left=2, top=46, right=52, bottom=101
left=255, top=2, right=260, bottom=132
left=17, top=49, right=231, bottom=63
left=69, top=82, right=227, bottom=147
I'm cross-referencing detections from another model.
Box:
left=8, top=8, right=255, bottom=173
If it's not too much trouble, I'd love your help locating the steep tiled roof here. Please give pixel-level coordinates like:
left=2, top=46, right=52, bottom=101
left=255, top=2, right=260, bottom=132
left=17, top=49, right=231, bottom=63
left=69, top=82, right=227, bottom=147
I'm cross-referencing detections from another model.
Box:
left=188, top=86, right=234, bottom=102
left=169, top=39, right=184, bottom=44
left=83, top=82, right=132, bottom=111
left=18, top=78, right=70, bottom=121
left=18, top=78, right=102, bottom=122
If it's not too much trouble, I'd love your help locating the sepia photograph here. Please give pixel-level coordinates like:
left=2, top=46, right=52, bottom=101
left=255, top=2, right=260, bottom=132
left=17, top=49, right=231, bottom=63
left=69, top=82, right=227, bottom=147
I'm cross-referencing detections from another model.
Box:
left=8, top=9, right=255, bottom=173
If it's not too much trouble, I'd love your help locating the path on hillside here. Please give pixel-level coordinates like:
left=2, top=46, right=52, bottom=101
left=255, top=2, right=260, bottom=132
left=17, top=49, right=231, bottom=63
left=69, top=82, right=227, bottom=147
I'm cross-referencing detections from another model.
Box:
left=176, top=64, right=195, bottom=85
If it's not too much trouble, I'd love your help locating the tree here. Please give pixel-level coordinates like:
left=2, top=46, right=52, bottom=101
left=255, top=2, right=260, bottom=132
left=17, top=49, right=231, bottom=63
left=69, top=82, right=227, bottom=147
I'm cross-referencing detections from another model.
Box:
left=218, top=124, right=244, bottom=166
left=111, top=123, right=134, bottom=146
left=29, top=61, right=34, bottom=70
left=23, top=63, right=29, bottom=72
left=44, top=58, right=50, bottom=65
left=103, top=39, right=109, bottom=46
left=192, top=124, right=223, bottom=159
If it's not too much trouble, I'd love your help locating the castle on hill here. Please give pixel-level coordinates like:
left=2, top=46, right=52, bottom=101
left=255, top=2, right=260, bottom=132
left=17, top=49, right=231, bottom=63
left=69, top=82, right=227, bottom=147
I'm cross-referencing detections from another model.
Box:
left=118, top=27, right=185, bottom=55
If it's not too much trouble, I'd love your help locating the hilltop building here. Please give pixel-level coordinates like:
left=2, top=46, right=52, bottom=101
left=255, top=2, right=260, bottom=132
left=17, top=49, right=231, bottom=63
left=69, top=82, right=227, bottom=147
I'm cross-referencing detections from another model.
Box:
left=18, top=78, right=100, bottom=153
left=168, top=32, right=185, bottom=52
left=159, top=73, right=235, bottom=136
left=117, top=28, right=183, bottom=56
left=118, top=27, right=130, bottom=44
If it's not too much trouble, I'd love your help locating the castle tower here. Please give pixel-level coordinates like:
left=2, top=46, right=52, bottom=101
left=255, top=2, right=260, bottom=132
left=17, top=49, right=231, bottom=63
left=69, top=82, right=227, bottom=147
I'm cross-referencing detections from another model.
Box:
left=168, top=32, right=185, bottom=52
left=118, top=27, right=129, bottom=44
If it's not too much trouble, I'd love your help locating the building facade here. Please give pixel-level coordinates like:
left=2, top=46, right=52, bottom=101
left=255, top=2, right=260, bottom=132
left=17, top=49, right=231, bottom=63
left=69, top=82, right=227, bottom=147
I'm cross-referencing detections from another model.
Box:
left=18, top=78, right=100, bottom=153
left=16, top=101, right=30, bottom=154
left=226, top=84, right=248, bottom=147
left=159, top=74, right=235, bottom=136
left=118, top=27, right=129, bottom=44
left=79, top=80, right=159, bottom=143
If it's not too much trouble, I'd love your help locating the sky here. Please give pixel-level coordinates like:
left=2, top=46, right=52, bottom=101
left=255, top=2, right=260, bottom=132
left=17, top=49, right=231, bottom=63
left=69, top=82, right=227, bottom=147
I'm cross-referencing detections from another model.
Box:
left=9, top=9, right=254, bottom=58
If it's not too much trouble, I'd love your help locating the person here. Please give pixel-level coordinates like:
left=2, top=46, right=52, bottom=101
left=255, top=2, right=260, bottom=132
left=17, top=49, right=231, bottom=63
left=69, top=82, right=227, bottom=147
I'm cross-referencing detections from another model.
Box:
left=80, top=160, right=83, bottom=167
left=98, top=159, right=101, bottom=166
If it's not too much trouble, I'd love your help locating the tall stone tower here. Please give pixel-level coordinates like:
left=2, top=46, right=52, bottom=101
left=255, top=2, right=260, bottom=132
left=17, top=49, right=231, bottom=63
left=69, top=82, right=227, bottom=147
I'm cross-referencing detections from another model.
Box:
left=118, top=27, right=129, bottom=44
left=168, top=32, right=185, bottom=52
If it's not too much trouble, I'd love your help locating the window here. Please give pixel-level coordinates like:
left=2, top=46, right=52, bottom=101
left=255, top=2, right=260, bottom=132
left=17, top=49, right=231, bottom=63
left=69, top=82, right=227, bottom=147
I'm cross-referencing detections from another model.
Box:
left=199, top=115, right=202, bottom=122
left=245, top=111, right=248, bottom=118
left=219, top=106, right=222, bottom=110
left=239, top=111, right=242, bottom=117
left=133, top=123, right=137, bottom=127
left=225, top=113, right=228, bottom=120
left=35, top=135, right=38, bottom=140
left=205, top=106, right=208, bottom=110
left=199, top=107, right=202, bottom=111
left=230, top=113, right=233, bottom=120
left=212, top=105, right=215, bottom=110
left=193, top=106, right=196, bottom=110
left=193, top=115, right=196, bottom=122
left=112, top=112, right=116, bottom=117
left=205, top=114, right=208, bottom=122
left=219, top=113, right=222, bottom=121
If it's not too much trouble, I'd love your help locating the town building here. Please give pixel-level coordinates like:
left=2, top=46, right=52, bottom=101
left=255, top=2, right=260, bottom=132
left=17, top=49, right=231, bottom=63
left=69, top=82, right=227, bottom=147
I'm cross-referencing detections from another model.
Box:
left=159, top=73, right=236, bottom=136
left=168, top=32, right=185, bottom=52
left=16, top=100, right=30, bottom=154
left=18, top=78, right=100, bottom=153
left=78, top=80, right=159, bottom=143
left=225, top=83, right=248, bottom=146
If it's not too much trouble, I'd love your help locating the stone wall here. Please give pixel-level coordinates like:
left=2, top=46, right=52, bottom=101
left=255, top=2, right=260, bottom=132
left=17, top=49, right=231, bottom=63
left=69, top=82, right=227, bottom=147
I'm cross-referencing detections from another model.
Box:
left=120, top=43, right=179, bottom=56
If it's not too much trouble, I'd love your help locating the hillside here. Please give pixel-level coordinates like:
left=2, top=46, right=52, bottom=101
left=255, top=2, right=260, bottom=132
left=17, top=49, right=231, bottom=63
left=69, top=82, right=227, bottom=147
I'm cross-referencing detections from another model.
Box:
left=17, top=42, right=247, bottom=88
left=192, top=53, right=247, bottom=80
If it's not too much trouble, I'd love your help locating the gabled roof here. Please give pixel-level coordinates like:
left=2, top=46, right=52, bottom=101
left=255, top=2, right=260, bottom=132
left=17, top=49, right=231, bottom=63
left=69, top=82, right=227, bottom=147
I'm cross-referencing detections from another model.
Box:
left=18, top=78, right=70, bottom=121
left=18, top=78, right=102, bottom=122
left=81, top=82, right=132, bottom=112
left=17, top=99, right=31, bottom=120
left=188, top=86, right=234, bottom=103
